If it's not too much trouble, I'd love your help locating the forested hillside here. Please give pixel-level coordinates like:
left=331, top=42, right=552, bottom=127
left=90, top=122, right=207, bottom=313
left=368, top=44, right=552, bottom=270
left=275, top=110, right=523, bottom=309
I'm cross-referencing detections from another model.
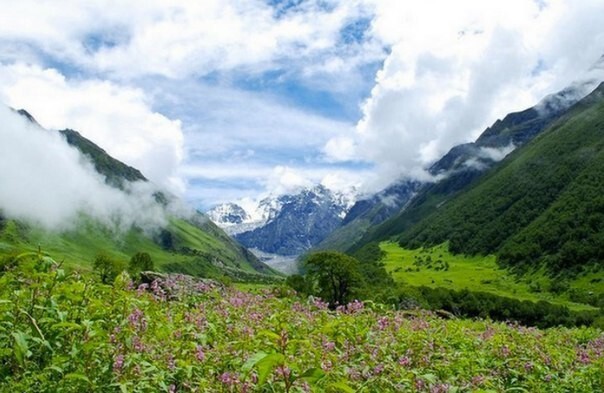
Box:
left=374, top=83, right=604, bottom=275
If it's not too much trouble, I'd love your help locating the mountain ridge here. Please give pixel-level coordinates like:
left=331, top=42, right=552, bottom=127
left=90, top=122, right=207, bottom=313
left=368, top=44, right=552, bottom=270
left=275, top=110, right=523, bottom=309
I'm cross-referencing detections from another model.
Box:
left=0, top=108, right=276, bottom=280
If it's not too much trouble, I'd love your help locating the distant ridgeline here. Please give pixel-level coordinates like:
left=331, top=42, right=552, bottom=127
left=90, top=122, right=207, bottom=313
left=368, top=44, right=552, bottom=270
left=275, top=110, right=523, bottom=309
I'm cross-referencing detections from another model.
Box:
left=0, top=109, right=278, bottom=282
left=353, top=82, right=604, bottom=277
left=318, top=83, right=593, bottom=254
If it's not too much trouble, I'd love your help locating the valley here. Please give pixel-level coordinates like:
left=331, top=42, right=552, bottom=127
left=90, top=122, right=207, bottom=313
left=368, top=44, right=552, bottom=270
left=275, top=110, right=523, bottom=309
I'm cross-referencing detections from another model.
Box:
left=1, top=2, right=604, bottom=391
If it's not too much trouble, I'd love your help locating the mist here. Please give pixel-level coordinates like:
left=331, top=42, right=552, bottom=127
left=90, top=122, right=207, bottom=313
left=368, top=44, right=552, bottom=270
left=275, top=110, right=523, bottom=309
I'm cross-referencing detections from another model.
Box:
left=0, top=105, right=169, bottom=232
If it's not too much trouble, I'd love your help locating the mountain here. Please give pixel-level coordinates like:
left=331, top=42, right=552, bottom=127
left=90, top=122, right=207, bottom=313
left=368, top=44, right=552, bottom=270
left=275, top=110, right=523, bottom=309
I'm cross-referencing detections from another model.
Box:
left=207, top=197, right=283, bottom=236
left=0, top=109, right=277, bottom=281
left=356, top=82, right=604, bottom=276
left=209, top=185, right=355, bottom=256
left=317, top=82, right=590, bottom=253
left=347, top=76, right=604, bottom=251
left=316, top=179, right=422, bottom=251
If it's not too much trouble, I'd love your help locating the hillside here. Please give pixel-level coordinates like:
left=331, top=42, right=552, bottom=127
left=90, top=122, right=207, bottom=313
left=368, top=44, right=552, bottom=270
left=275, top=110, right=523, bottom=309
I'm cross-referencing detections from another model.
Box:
left=320, top=82, right=589, bottom=254
left=316, top=180, right=421, bottom=251
left=0, top=109, right=276, bottom=281
left=362, top=82, right=604, bottom=276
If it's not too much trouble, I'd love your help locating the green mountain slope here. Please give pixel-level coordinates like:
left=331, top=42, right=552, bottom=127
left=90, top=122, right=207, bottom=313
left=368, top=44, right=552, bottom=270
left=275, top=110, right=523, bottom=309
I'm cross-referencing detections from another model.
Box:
left=327, top=83, right=581, bottom=254
left=362, top=82, right=604, bottom=276
left=0, top=110, right=277, bottom=281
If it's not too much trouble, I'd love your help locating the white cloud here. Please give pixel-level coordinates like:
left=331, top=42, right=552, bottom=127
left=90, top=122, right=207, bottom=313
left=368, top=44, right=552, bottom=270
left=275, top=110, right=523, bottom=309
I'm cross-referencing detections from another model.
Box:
left=0, top=0, right=372, bottom=80
left=0, top=63, right=185, bottom=193
left=3, top=0, right=604, bottom=209
left=328, top=0, right=604, bottom=184
left=0, top=105, right=166, bottom=230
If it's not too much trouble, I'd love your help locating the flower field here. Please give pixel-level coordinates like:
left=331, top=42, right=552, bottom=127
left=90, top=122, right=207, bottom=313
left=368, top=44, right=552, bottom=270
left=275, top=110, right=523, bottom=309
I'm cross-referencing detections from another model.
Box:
left=0, top=261, right=602, bottom=392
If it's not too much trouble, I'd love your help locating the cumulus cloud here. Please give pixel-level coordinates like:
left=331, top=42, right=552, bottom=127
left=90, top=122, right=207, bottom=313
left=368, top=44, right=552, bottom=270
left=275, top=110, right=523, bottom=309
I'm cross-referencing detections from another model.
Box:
left=3, top=0, right=604, bottom=208
left=0, top=63, right=185, bottom=193
left=0, top=0, right=374, bottom=80
left=0, top=105, right=167, bottom=231
left=324, top=0, right=604, bottom=186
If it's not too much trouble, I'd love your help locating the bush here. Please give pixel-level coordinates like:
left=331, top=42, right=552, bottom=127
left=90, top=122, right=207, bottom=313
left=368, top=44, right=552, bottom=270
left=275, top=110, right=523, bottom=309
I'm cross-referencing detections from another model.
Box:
left=128, top=252, right=154, bottom=277
left=93, top=254, right=126, bottom=284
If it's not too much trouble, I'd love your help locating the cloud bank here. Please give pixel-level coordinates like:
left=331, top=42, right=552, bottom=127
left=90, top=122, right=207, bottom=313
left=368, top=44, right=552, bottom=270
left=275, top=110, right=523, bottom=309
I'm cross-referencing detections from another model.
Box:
left=324, top=0, right=604, bottom=188
left=0, top=106, right=167, bottom=231
left=2, top=0, right=604, bottom=207
left=0, top=63, right=185, bottom=194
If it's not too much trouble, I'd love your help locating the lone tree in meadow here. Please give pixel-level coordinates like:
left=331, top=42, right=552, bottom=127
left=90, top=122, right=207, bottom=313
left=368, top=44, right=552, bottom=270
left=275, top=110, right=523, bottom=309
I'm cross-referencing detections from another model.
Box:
left=304, top=251, right=364, bottom=307
left=93, top=254, right=125, bottom=284
left=128, top=252, right=154, bottom=276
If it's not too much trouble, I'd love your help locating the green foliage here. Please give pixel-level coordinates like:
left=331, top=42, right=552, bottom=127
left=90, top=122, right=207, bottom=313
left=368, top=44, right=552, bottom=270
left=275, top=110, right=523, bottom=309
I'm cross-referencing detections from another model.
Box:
left=379, top=241, right=603, bottom=311
left=285, top=274, right=314, bottom=296
left=0, top=259, right=603, bottom=392
left=359, top=84, right=604, bottom=277
left=304, top=251, right=364, bottom=306
left=0, top=214, right=277, bottom=283
left=398, top=286, right=599, bottom=328
left=128, top=252, right=154, bottom=277
left=92, top=254, right=125, bottom=284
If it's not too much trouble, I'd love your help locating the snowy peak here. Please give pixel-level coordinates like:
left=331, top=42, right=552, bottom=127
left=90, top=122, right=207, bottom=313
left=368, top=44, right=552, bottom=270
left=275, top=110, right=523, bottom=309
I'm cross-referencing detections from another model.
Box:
left=207, top=185, right=357, bottom=255
left=206, top=203, right=249, bottom=225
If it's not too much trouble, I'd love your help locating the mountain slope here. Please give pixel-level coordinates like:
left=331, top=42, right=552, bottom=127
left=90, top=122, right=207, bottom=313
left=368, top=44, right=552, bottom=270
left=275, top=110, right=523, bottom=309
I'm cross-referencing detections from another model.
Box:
left=0, top=109, right=276, bottom=280
left=324, top=82, right=590, bottom=254
left=233, top=185, right=354, bottom=255
left=369, top=82, right=604, bottom=275
left=316, top=180, right=421, bottom=251
left=352, top=81, right=603, bottom=250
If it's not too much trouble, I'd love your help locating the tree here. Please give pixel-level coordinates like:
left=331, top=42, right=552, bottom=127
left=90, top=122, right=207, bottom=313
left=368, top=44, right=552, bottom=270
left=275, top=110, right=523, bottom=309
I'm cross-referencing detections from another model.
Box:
left=285, top=274, right=313, bottom=295
left=93, top=254, right=125, bottom=284
left=304, top=251, right=364, bottom=307
left=128, top=252, right=154, bottom=276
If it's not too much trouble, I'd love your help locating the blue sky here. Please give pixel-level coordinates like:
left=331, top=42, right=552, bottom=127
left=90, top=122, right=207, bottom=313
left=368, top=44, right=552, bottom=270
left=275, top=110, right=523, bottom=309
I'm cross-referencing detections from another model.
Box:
left=1, top=0, right=603, bottom=210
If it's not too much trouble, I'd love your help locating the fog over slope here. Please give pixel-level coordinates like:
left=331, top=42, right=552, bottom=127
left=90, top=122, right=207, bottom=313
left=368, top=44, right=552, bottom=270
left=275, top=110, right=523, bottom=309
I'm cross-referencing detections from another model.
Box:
left=0, top=105, right=168, bottom=231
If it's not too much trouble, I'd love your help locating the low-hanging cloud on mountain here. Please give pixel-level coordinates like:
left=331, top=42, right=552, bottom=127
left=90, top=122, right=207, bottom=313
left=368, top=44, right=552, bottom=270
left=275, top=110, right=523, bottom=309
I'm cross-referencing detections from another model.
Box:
left=0, top=105, right=169, bottom=231
left=324, top=0, right=604, bottom=191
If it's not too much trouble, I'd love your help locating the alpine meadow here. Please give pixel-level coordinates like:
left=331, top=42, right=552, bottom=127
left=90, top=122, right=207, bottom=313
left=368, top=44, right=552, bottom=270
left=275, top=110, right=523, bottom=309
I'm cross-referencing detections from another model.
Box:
left=0, top=1, right=603, bottom=392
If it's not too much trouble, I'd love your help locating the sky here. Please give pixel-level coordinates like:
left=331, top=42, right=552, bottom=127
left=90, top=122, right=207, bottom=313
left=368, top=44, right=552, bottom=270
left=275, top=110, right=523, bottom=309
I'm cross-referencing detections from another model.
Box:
left=1, top=0, right=604, bottom=210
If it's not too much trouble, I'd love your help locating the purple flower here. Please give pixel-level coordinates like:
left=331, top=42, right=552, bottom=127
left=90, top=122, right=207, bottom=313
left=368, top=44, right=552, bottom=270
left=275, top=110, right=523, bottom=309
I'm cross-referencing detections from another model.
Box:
left=196, top=345, right=205, bottom=362
left=377, top=317, right=389, bottom=330
left=128, top=308, right=147, bottom=332
left=322, top=340, right=336, bottom=352
left=398, top=356, right=411, bottom=367
left=577, top=350, right=590, bottom=364
left=113, top=354, right=124, bottom=374
left=167, top=354, right=176, bottom=371
left=431, top=383, right=450, bottom=393
left=471, top=375, right=485, bottom=386
left=275, top=365, right=291, bottom=379
left=500, top=345, right=510, bottom=358
left=220, top=372, right=240, bottom=387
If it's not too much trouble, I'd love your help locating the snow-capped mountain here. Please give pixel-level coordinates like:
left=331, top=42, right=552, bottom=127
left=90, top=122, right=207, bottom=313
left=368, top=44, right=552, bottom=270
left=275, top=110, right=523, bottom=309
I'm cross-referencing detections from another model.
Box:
left=207, top=185, right=356, bottom=255
left=206, top=196, right=284, bottom=235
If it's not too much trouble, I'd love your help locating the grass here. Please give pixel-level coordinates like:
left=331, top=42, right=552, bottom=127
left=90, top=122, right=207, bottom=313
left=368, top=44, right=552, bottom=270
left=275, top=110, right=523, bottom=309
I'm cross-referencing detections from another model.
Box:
left=0, top=217, right=274, bottom=280
left=380, top=241, right=600, bottom=311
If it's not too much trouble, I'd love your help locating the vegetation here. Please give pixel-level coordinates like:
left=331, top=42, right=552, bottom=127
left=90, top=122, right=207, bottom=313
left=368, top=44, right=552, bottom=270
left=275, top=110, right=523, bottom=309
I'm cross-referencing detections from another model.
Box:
left=0, top=216, right=278, bottom=283
left=394, top=85, right=604, bottom=277
left=1, top=255, right=602, bottom=392
left=303, top=251, right=364, bottom=306
left=128, top=252, right=154, bottom=277
left=93, top=254, right=126, bottom=284
left=379, top=242, right=603, bottom=311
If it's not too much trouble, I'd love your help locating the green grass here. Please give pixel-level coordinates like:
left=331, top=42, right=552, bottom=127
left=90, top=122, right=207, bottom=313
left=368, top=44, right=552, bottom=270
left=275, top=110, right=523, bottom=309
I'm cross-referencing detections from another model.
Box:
left=380, top=241, right=600, bottom=311
left=0, top=216, right=276, bottom=280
